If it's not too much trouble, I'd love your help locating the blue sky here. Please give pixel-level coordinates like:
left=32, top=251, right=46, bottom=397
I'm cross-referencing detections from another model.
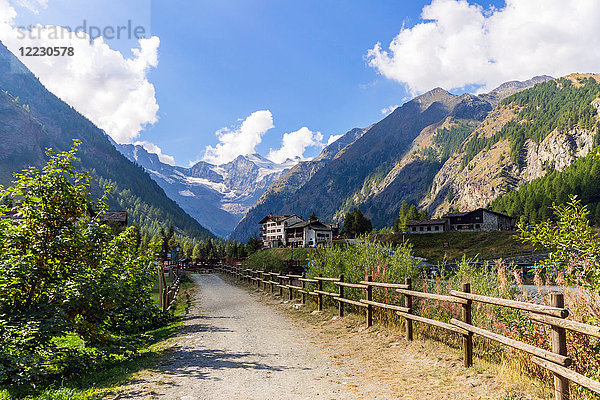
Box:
left=4, top=0, right=598, bottom=166
left=145, top=0, right=429, bottom=164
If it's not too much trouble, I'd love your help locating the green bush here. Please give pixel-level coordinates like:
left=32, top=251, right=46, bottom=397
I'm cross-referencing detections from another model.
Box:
left=0, top=142, right=162, bottom=386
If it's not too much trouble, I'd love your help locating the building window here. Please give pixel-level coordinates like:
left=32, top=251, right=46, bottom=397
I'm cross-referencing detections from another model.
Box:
left=419, top=227, right=424, bottom=231
left=435, top=226, right=439, bottom=231
left=412, top=227, right=416, bottom=232
left=427, top=226, right=431, bottom=231
left=475, top=224, right=480, bottom=229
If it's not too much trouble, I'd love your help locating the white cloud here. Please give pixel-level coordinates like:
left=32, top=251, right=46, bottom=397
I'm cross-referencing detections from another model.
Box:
left=0, top=1, right=160, bottom=144
left=267, top=127, right=324, bottom=164
left=202, top=110, right=274, bottom=165
left=0, top=0, right=17, bottom=25
left=14, top=0, right=47, bottom=13
left=381, top=105, right=399, bottom=116
left=326, top=134, right=343, bottom=146
left=367, top=0, right=600, bottom=94
left=134, top=141, right=175, bottom=165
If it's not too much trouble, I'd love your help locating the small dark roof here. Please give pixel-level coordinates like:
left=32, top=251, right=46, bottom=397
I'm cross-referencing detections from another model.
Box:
left=406, top=219, right=447, bottom=226
left=0, top=211, right=21, bottom=220
left=99, top=211, right=127, bottom=223
left=258, top=214, right=299, bottom=224
left=442, top=208, right=512, bottom=219
left=441, top=211, right=469, bottom=218
left=287, top=220, right=333, bottom=231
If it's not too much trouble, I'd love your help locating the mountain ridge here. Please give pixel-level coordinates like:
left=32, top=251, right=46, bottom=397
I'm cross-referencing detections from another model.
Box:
left=115, top=143, right=301, bottom=236
left=0, top=41, right=213, bottom=239
left=231, top=75, right=565, bottom=240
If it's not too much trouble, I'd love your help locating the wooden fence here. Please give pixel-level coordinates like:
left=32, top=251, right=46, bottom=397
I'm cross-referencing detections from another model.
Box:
left=217, top=265, right=600, bottom=400
left=158, top=265, right=182, bottom=312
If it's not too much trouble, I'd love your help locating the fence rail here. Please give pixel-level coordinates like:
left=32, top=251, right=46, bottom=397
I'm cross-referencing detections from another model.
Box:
left=218, top=265, right=600, bottom=400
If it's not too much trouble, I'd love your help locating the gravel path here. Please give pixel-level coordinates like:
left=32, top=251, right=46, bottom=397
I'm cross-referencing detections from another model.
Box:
left=120, top=274, right=359, bottom=400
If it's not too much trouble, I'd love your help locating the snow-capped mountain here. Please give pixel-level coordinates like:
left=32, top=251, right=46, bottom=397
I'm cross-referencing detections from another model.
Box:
left=116, top=143, right=297, bottom=236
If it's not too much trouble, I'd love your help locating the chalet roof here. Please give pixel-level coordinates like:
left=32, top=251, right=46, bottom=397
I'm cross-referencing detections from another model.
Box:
left=406, top=219, right=447, bottom=226
left=98, top=211, right=127, bottom=223
left=442, top=208, right=512, bottom=219
left=287, top=220, right=333, bottom=231
left=258, top=214, right=300, bottom=224
left=441, top=211, right=469, bottom=218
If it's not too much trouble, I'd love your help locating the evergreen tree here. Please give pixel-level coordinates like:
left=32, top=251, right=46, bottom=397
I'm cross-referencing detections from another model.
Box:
left=342, top=208, right=372, bottom=238
left=246, top=234, right=263, bottom=254
left=192, top=243, right=202, bottom=259
left=394, top=201, right=428, bottom=232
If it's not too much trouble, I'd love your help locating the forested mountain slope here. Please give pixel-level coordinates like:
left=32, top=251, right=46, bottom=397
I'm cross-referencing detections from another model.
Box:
left=491, top=152, right=600, bottom=225
left=0, top=41, right=213, bottom=239
left=423, top=75, right=600, bottom=217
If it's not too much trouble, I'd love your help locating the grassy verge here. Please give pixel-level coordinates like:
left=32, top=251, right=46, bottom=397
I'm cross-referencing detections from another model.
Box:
left=246, top=231, right=536, bottom=269
left=245, top=247, right=315, bottom=271
left=377, top=230, right=535, bottom=262
left=0, top=275, right=197, bottom=400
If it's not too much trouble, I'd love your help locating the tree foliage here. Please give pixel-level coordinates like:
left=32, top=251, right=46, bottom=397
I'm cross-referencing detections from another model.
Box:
left=341, top=208, right=372, bottom=238
left=245, top=234, right=263, bottom=255
left=518, top=196, right=600, bottom=293
left=393, top=201, right=428, bottom=232
left=0, top=142, right=161, bottom=385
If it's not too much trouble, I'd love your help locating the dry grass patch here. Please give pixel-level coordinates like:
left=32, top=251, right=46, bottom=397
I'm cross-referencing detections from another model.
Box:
left=239, top=280, right=553, bottom=400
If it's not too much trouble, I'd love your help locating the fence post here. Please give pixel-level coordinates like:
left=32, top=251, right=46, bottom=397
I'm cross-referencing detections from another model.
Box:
left=162, top=269, right=169, bottom=313
left=278, top=274, right=284, bottom=297
left=462, top=282, right=473, bottom=368
left=405, top=277, right=413, bottom=341
left=338, top=274, right=344, bottom=317
left=367, top=275, right=373, bottom=327
left=158, top=266, right=164, bottom=310
left=318, top=274, right=323, bottom=311
left=270, top=273, right=274, bottom=294
left=301, top=273, right=306, bottom=304
left=551, top=292, right=569, bottom=400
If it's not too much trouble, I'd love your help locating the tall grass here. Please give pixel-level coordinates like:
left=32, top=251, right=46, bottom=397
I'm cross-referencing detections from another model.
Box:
left=304, top=238, right=600, bottom=399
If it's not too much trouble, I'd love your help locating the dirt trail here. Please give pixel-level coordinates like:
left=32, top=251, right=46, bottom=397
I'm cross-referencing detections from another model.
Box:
left=119, top=274, right=380, bottom=400
left=120, top=274, right=546, bottom=400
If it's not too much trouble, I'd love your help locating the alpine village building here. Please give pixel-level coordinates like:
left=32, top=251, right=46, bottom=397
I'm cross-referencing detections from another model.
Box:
left=406, top=208, right=513, bottom=234
left=259, top=214, right=339, bottom=248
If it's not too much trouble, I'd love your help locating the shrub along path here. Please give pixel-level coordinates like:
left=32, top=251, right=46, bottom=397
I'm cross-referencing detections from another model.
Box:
left=118, top=274, right=548, bottom=400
